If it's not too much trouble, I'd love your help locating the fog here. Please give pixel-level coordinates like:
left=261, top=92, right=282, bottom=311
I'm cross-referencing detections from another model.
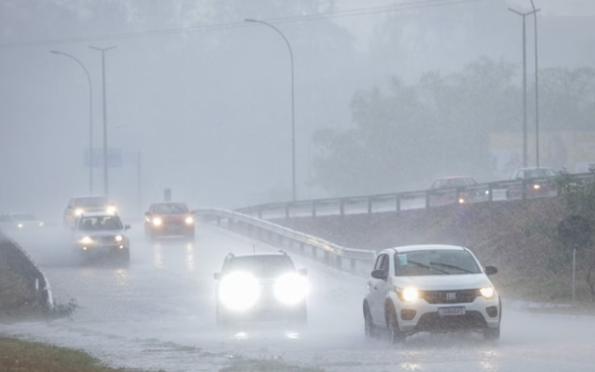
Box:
left=1, top=0, right=594, bottom=217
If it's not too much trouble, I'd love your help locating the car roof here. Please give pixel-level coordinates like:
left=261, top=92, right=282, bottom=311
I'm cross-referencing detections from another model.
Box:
left=72, top=195, right=107, bottom=199
left=437, top=176, right=475, bottom=180
left=150, top=202, right=188, bottom=205
left=386, top=244, right=466, bottom=253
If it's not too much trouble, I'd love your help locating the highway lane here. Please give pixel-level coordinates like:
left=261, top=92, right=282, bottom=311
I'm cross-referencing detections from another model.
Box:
left=3, top=223, right=595, bottom=372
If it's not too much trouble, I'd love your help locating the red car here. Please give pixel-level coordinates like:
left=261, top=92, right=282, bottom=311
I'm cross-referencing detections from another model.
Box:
left=429, top=177, right=482, bottom=206
left=144, top=202, right=196, bottom=240
left=506, top=167, right=557, bottom=200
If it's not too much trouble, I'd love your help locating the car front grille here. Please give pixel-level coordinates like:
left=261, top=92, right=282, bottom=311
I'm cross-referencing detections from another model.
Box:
left=97, top=236, right=116, bottom=244
left=420, top=289, right=478, bottom=304
left=415, top=311, right=487, bottom=331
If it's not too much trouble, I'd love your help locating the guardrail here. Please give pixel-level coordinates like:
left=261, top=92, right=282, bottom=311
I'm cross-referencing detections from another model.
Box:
left=196, top=208, right=376, bottom=275
left=0, top=231, right=53, bottom=310
left=236, top=172, right=595, bottom=219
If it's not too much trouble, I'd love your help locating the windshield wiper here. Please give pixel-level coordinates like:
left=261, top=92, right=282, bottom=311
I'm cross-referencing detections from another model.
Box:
left=430, top=262, right=475, bottom=274
left=408, top=260, right=450, bottom=275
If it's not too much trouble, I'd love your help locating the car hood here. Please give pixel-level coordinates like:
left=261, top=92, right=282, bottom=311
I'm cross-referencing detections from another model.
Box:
left=394, top=274, right=492, bottom=291
left=155, top=214, right=189, bottom=222
left=76, top=230, right=125, bottom=238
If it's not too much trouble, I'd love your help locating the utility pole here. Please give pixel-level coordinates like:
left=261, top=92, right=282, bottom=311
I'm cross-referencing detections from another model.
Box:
left=50, top=50, right=94, bottom=194
left=530, top=0, right=541, bottom=167
left=509, top=8, right=539, bottom=168
left=90, top=45, right=116, bottom=198
left=245, top=18, right=297, bottom=201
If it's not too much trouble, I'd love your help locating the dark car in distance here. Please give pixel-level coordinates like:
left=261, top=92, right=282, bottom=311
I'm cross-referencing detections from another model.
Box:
left=144, top=202, right=196, bottom=240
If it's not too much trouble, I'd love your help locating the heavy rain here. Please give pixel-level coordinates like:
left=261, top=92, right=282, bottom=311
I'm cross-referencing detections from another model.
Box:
left=1, top=1, right=595, bottom=371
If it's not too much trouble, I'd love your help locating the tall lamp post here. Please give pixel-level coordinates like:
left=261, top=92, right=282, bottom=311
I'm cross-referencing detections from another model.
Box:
left=245, top=18, right=296, bottom=202
left=509, top=7, right=540, bottom=168
left=529, top=0, right=540, bottom=167
left=90, top=45, right=116, bottom=198
left=50, top=50, right=94, bottom=194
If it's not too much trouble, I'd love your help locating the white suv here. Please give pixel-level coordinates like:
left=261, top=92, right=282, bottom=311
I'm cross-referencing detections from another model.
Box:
left=363, top=245, right=501, bottom=342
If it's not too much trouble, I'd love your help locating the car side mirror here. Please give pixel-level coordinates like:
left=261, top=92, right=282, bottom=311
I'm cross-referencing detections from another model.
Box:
left=144, top=212, right=150, bottom=217
left=298, top=268, right=308, bottom=276
left=371, top=269, right=387, bottom=280
left=213, top=272, right=221, bottom=280
left=485, top=266, right=498, bottom=276
left=125, top=225, right=131, bottom=231
left=190, top=210, right=198, bottom=215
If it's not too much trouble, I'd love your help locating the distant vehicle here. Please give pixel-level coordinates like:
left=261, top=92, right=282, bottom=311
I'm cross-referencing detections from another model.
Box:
left=72, top=212, right=130, bottom=265
left=363, top=245, right=501, bottom=343
left=213, top=252, right=308, bottom=326
left=429, top=177, right=485, bottom=205
left=506, top=167, right=557, bottom=199
left=63, top=196, right=116, bottom=228
left=144, top=202, right=196, bottom=240
left=0, top=213, right=44, bottom=231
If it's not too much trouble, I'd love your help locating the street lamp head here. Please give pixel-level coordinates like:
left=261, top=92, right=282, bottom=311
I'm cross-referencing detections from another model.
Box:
left=245, top=18, right=258, bottom=23
left=50, top=50, right=62, bottom=55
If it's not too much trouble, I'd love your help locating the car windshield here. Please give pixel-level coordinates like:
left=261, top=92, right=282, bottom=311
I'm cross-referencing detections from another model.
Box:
left=11, top=214, right=37, bottom=221
left=75, top=197, right=108, bottom=207
left=448, top=178, right=477, bottom=187
left=394, top=249, right=481, bottom=276
left=78, top=215, right=123, bottom=231
left=152, top=203, right=189, bottom=214
left=224, top=255, right=296, bottom=278
left=524, top=169, right=556, bottom=178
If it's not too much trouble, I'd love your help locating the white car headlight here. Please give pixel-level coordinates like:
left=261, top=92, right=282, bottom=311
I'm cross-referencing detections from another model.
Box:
left=75, top=208, right=84, bottom=216
left=274, top=273, right=309, bottom=305
left=80, top=236, right=93, bottom=244
left=115, top=235, right=123, bottom=242
left=480, top=286, right=495, bottom=299
left=533, top=184, right=541, bottom=190
left=17, top=223, right=23, bottom=228
left=106, top=206, right=117, bottom=214
left=185, top=216, right=194, bottom=225
left=219, top=272, right=260, bottom=312
left=152, top=217, right=162, bottom=226
left=401, top=287, right=419, bottom=302
left=39, top=222, right=44, bottom=227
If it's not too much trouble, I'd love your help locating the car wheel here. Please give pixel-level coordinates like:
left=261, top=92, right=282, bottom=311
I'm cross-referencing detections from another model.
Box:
left=483, top=326, right=500, bottom=341
left=386, top=305, right=405, bottom=344
left=363, top=302, right=377, bottom=338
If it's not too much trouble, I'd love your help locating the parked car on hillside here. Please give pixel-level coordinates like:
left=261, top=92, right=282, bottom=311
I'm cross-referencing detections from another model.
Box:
left=363, top=245, right=501, bottom=343
left=63, top=195, right=116, bottom=228
left=429, top=177, right=486, bottom=206
left=0, top=213, right=44, bottom=232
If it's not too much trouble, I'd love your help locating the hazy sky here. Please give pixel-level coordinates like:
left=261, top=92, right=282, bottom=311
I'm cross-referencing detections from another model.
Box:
left=1, top=0, right=594, bottom=219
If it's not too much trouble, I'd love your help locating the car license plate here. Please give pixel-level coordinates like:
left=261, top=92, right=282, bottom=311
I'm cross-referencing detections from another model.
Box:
left=438, top=306, right=466, bottom=316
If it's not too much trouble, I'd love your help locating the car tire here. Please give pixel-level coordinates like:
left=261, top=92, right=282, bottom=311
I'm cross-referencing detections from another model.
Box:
left=363, top=302, right=377, bottom=338
left=386, top=305, right=405, bottom=344
left=483, top=326, right=500, bottom=341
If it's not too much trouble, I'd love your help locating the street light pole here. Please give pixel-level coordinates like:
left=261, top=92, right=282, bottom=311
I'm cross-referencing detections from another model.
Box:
left=90, top=45, right=116, bottom=198
left=50, top=50, right=94, bottom=194
left=245, top=18, right=296, bottom=202
left=530, top=0, right=540, bottom=167
left=509, top=7, right=539, bottom=169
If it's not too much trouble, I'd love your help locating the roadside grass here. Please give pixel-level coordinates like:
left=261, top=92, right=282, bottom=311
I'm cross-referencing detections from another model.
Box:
left=221, top=357, right=325, bottom=372
left=0, top=336, right=134, bottom=372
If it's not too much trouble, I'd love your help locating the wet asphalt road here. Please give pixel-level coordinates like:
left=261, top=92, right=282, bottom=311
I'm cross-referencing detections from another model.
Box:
left=3, top=223, right=595, bottom=372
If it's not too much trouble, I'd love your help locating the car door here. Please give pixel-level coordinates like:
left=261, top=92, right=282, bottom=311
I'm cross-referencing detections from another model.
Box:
left=368, top=253, right=389, bottom=323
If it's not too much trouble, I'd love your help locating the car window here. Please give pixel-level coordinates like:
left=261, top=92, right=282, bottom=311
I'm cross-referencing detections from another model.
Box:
left=78, top=215, right=123, bottom=231
left=75, top=197, right=108, bottom=207
left=394, top=249, right=481, bottom=276
left=151, top=203, right=189, bottom=214
left=223, top=255, right=295, bottom=278
left=448, top=178, right=477, bottom=187
left=379, top=254, right=389, bottom=274
left=373, top=254, right=386, bottom=271
left=525, top=169, right=555, bottom=178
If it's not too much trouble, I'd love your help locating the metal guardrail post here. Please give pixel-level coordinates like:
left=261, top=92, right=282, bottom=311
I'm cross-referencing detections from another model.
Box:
left=522, top=179, right=528, bottom=201
left=396, top=195, right=401, bottom=213
left=299, top=242, right=305, bottom=254
left=340, top=199, right=345, bottom=216
left=488, top=183, right=494, bottom=203
left=324, top=250, right=330, bottom=265
left=425, top=191, right=431, bottom=209
left=336, top=255, right=342, bottom=270
left=285, top=203, right=290, bottom=219
left=367, top=197, right=372, bottom=214
left=312, top=201, right=316, bottom=217
left=350, top=258, right=356, bottom=273
left=258, top=208, right=263, bottom=219
left=456, top=187, right=461, bottom=204
left=311, top=245, right=317, bottom=259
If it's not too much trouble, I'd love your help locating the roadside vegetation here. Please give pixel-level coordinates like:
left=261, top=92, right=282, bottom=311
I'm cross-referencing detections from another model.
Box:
left=221, top=357, right=325, bottom=372
left=0, top=336, right=132, bottom=372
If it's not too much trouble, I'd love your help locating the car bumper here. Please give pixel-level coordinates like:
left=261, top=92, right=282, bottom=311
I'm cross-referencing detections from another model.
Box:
left=147, top=224, right=194, bottom=236
left=395, top=296, right=500, bottom=333
left=76, top=244, right=128, bottom=255
left=220, top=300, right=306, bottom=321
